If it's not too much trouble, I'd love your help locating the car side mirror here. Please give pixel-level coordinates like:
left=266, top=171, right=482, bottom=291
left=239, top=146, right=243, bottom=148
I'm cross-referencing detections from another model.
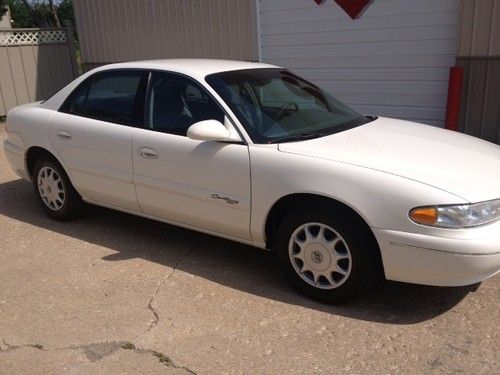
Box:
left=187, top=119, right=241, bottom=142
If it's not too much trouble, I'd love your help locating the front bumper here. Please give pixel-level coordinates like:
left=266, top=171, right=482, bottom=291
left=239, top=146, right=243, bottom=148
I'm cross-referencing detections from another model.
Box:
left=373, top=224, right=500, bottom=287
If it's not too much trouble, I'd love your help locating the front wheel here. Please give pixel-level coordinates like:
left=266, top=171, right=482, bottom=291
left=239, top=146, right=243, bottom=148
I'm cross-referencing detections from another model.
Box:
left=275, top=208, right=381, bottom=303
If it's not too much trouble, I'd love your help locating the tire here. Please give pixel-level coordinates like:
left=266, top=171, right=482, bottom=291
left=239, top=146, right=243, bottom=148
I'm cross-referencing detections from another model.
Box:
left=32, top=158, right=82, bottom=221
left=275, top=206, right=381, bottom=303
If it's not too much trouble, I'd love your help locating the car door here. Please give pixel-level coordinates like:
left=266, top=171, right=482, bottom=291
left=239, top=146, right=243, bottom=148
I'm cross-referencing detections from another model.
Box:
left=132, top=71, right=251, bottom=240
left=48, top=69, right=148, bottom=211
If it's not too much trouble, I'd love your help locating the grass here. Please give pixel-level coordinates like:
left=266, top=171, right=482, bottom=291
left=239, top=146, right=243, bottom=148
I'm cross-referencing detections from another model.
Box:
left=121, top=343, right=174, bottom=367
left=153, top=351, right=174, bottom=366
left=121, top=342, right=135, bottom=350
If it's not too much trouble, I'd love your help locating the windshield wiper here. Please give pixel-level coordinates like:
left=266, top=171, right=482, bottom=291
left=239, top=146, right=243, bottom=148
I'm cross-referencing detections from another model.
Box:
left=269, top=132, right=325, bottom=144
left=268, top=115, right=376, bottom=144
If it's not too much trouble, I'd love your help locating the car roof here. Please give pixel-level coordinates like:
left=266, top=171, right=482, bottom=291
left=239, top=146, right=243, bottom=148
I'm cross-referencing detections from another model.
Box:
left=40, top=58, right=282, bottom=111
left=93, top=58, right=280, bottom=79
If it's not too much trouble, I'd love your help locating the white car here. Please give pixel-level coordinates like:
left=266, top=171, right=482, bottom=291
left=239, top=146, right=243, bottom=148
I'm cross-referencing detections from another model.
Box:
left=3, top=59, right=500, bottom=302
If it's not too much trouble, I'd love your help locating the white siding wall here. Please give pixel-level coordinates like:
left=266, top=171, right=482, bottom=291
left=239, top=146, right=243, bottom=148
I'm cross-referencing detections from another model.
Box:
left=259, top=0, right=460, bottom=126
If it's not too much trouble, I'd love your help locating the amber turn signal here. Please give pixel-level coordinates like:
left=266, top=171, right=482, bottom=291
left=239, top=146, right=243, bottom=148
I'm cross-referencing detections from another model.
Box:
left=410, top=207, right=438, bottom=225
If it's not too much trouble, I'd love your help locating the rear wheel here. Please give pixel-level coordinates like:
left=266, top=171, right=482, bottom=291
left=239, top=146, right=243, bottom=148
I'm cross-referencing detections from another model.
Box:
left=275, top=207, right=381, bottom=303
left=32, top=158, right=81, bottom=221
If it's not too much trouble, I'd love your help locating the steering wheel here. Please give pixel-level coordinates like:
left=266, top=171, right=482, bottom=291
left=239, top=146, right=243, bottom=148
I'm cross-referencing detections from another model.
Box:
left=275, top=102, right=297, bottom=121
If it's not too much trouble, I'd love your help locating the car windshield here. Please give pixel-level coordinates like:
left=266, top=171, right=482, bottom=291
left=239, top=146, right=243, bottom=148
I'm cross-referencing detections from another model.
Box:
left=206, top=68, right=373, bottom=144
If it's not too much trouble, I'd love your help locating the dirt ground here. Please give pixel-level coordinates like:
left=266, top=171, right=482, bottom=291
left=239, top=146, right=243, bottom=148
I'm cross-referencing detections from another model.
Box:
left=0, top=123, right=498, bottom=374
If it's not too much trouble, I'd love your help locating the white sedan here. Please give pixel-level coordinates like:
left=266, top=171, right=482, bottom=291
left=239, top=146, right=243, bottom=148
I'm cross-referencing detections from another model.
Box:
left=3, top=59, right=500, bottom=303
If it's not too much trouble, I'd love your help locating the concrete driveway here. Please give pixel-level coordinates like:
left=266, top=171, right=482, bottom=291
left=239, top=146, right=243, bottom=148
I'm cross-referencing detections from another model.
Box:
left=0, top=123, right=498, bottom=374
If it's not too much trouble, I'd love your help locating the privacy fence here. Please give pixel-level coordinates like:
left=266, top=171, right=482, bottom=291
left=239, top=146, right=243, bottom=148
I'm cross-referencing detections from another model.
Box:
left=0, top=27, right=77, bottom=117
left=457, top=0, right=500, bottom=145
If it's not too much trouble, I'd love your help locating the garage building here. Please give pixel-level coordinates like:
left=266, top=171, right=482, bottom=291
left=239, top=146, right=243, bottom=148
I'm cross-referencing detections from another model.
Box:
left=72, top=0, right=500, bottom=143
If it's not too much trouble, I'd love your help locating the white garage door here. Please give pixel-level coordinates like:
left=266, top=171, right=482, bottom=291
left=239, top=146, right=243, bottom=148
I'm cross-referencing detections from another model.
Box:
left=259, top=0, right=459, bottom=126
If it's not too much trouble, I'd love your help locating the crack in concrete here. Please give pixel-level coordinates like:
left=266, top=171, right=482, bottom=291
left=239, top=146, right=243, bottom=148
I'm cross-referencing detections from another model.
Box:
left=146, top=249, right=194, bottom=332
left=59, top=340, right=128, bottom=362
left=1, top=339, right=196, bottom=374
left=0, top=220, right=198, bottom=373
left=121, top=342, right=197, bottom=374
left=1, top=339, right=45, bottom=352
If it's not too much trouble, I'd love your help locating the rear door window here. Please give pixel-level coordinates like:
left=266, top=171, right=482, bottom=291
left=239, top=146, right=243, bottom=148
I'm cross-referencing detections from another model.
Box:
left=60, top=70, right=147, bottom=127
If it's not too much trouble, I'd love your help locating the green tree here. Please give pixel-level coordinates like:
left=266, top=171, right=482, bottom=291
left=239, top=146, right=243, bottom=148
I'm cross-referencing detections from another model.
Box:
left=57, top=0, right=74, bottom=27
left=7, top=0, right=46, bottom=27
left=7, top=0, right=74, bottom=28
left=48, top=0, right=60, bottom=27
left=1, top=0, right=9, bottom=22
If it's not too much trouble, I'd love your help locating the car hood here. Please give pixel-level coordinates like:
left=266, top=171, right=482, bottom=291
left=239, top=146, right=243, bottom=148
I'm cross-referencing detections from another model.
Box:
left=278, top=117, right=500, bottom=202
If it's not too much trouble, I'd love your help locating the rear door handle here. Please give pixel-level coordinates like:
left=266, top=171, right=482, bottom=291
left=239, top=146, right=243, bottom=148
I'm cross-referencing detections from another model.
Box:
left=138, top=147, right=159, bottom=159
left=57, top=130, right=72, bottom=140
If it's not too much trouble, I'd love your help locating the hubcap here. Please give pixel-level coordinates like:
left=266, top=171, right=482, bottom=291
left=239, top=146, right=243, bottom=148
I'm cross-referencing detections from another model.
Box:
left=288, top=222, right=352, bottom=290
left=37, top=166, right=65, bottom=211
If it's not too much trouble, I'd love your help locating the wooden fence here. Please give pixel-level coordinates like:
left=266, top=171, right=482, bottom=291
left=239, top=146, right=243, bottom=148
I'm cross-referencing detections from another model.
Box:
left=457, top=57, right=500, bottom=145
left=0, top=27, right=77, bottom=116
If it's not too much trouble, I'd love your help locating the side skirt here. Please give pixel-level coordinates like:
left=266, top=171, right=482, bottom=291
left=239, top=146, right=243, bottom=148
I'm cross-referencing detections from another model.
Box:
left=82, top=197, right=268, bottom=250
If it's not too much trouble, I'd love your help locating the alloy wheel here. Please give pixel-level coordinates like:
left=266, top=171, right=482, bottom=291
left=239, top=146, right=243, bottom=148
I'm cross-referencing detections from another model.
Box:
left=37, top=166, right=66, bottom=211
left=288, top=222, right=352, bottom=289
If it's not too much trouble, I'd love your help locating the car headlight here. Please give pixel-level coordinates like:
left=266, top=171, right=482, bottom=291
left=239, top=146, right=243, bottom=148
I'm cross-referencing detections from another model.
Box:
left=409, top=199, right=500, bottom=228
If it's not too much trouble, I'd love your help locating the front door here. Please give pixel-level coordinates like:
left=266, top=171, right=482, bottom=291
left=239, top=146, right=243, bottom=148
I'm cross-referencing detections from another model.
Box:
left=132, top=71, right=251, bottom=240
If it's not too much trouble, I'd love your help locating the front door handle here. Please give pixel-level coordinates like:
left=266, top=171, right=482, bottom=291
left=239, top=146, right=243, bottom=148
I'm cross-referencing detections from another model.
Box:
left=138, top=147, right=159, bottom=159
left=57, top=130, right=72, bottom=140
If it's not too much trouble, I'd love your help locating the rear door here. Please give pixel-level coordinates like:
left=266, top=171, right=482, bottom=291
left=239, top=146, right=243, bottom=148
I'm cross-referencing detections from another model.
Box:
left=48, top=69, right=147, bottom=211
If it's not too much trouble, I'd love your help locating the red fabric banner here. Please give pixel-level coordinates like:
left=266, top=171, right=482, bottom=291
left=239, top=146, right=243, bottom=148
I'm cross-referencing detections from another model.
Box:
left=314, top=0, right=374, bottom=20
